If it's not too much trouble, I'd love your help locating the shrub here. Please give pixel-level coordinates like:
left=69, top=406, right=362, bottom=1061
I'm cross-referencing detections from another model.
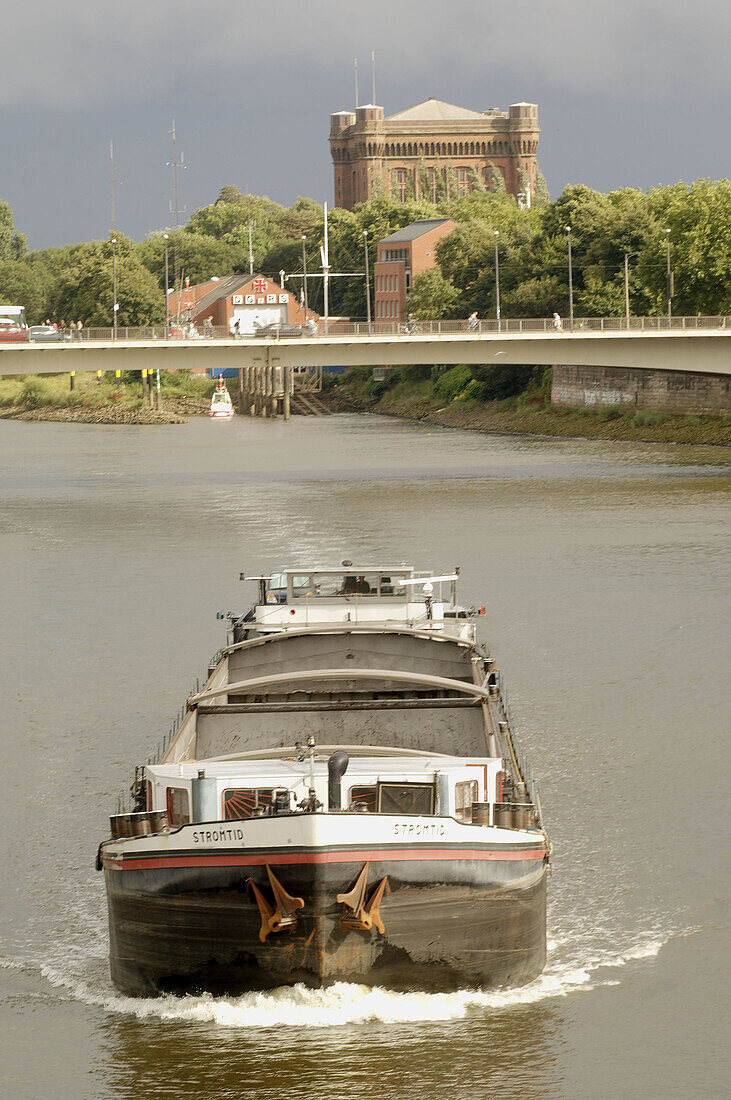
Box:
left=18, top=376, right=54, bottom=408
left=472, top=363, right=539, bottom=400
left=459, top=378, right=489, bottom=402
left=599, top=404, right=623, bottom=421
left=433, top=364, right=473, bottom=402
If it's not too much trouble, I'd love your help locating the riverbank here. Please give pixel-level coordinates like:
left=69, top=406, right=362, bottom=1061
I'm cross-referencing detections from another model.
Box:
left=326, top=370, right=731, bottom=446
left=0, top=372, right=213, bottom=425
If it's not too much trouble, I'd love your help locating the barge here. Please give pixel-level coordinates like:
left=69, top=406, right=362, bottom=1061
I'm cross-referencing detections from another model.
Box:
left=98, top=564, right=550, bottom=994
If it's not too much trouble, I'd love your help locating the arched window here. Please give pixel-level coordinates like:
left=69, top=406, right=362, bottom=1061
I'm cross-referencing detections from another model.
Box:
left=395, top=168, right=409, bottom=202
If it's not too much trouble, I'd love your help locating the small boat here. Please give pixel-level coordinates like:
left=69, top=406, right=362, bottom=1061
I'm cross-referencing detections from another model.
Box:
left=209, top=376, right=234, bottom=418
left=98, top=564, right=550, bottom=995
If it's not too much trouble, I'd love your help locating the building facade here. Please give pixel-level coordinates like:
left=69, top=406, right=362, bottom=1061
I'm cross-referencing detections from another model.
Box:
left=330, top=97, right=539, bottom=209
left=168, top=274, right=319, bottom=334
left=373, top=218, right=456, bottom=322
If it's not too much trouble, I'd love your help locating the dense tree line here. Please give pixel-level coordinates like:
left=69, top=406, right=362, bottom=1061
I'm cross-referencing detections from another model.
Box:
left=1, top=179, right=729, bottom=326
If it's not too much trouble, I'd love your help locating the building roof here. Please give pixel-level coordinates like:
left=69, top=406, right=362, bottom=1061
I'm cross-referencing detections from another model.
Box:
left=387, top=98, right=485, bottom=122
left=379, top=219, right=455, bottom=245
left=194, top=275, right=252, bottom=313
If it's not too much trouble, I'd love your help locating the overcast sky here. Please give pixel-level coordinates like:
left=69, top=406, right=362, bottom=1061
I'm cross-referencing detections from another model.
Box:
left=2, top=0, right=728, bottom=249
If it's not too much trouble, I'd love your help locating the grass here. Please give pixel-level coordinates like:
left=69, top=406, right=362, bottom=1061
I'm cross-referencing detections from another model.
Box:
left=0, top=369, right=215, bottom=413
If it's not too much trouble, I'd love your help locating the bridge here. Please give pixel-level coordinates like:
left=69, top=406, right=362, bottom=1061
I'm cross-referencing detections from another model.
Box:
left=1, top=317, right=728, bottom=418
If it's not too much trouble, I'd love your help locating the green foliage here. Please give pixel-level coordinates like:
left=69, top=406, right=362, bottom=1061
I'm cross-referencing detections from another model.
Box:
left=502, top=275, right=567, bottom=317
left=0, top=259, right=48, bottom=323
left=136, top=232, right=236, bottom=290
left=433, top=365, right=473, bottom=402
left=51, top=235, right=165, bottom=326
left=407, top=269, right=460, bottom=319
left=2, top=176, right=729, bottom=334
left=0, top=198, right=26, bottom=261
left=18, top=376, right=54, bottom=407
left=460, top=378, right=489, bottom=401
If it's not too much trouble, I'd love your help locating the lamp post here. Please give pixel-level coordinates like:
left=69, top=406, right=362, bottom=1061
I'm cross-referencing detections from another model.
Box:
left=301, top=235, right=308, bottom=322
left=493, top=230, right=501, bottom=331
left=565, top=225, right=573, bottom=331
left=363, top=230, right=371, bottom=328
left=111, top=237, right=118, bottom=341
left=163, top=234, right=169, bottom=339
left=665, top=229, right=672, bottom=323
left=623, top=251, right=641, bottom=329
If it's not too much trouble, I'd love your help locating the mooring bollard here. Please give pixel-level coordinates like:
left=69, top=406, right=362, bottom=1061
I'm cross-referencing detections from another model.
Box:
left=69, top=370, right=75, bottom=392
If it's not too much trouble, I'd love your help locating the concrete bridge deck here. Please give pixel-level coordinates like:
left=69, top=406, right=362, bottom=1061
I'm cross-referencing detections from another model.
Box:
left=0, top=322, right=730, bottom=377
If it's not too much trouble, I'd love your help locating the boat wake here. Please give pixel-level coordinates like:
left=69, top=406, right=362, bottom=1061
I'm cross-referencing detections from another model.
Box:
left=4, top=903, right=672, bottom=1031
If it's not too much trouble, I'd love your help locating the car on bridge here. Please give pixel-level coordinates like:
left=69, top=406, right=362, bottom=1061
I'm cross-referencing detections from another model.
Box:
left=28, top=325, right=72, bottom=343
left=0, top=318, right=29, bottom=343
left=253, top=321, right=309, bottom=338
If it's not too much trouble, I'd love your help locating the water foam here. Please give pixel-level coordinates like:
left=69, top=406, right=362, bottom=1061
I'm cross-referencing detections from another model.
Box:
left=32, top=932, right=669, bottom=1030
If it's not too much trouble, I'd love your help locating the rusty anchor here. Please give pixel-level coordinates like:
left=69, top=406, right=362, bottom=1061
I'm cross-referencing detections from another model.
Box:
left=337, top=862, right=390, bottom=934
left=247, top=865, right=305, bottom=943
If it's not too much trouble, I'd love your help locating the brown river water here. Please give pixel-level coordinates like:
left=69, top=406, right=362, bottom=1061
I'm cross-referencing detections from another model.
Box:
left=0, top=413, right=728, bottom=1099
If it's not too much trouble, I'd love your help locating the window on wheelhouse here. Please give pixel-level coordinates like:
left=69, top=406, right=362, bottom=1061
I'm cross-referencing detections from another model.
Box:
left=287, top=573, right=409, bottom=599
left=454, top=780, right=479, bottom=822
left=223, top=788, right=275, bottom=819
left=377, top=782, right=435, bottom=815
left=349, top=785, right=377, bottom=812
left=166, top=787, right=191, bottom=826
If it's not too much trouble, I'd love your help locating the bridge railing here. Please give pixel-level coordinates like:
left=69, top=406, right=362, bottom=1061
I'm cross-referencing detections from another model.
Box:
left=13, top=315, right=731, bottom=345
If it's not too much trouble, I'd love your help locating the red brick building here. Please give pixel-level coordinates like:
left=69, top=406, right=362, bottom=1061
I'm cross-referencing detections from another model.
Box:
left=168, top=274, right=319, bottom=333
left=330, top=98, right=539, bottom=209
left=374, top=218, right=456, bottom=322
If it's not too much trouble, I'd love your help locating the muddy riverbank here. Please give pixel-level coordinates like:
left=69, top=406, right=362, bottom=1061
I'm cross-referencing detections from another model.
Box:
left=326, top=377, right=731, bottom=446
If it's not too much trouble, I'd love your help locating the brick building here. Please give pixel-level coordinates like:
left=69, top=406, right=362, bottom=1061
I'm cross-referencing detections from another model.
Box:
left=330, top=97, right=539, bottom=209
left=374, top=218, right=456, bottom=322
left=168, top=274, right=318, bottom=333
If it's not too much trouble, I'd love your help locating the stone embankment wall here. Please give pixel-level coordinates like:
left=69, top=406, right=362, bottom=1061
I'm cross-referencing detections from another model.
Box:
left=551, top=364, right=730, bottom=415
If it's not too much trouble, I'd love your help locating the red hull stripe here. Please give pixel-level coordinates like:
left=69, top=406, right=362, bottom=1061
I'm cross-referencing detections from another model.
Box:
left=106, top=847, right=547, bottom=871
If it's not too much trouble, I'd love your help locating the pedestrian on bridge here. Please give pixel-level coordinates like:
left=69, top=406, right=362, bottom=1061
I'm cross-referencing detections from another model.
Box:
left=552, top=312, right=563, bottom=332
left=468, top=311, right=479, bottom=331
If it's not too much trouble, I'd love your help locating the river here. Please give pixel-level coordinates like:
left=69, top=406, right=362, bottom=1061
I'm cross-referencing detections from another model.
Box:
left=0, top=413, right=728, bottom=1099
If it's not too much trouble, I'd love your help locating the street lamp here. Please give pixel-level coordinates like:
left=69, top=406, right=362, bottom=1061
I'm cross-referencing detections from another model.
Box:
left=665, top=229, right=672, bottom=323
left=363, top=230, right=372, bottom=328
left=301, top=235, right=308, bottom=322
left=493, top=230, right=501, bottom=331
left=163, top=234, right=169, bottom=339
left=623, top=251, right=641, bottom=328
left=565, top=226, right=573, bottom=331
left=111, top=237, right=118, bottom=341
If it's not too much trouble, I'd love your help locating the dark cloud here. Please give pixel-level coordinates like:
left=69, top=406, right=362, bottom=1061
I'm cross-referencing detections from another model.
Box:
left=1, top=1, right=728, bottom=246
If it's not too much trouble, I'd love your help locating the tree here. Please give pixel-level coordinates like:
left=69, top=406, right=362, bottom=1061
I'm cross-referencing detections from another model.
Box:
left=51, top=235, right=165, bottom=325
left=643, top=179, right=731, bottom=314
left=0, top=260, right=47, bottom=322
left=137, top=232, right=237, bottom=289
left=407, top=269, right=460, bottom=319
left=0, top=198, right=26, bottom=261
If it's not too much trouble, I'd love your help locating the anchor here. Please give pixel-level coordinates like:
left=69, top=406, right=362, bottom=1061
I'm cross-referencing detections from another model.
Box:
left=337, top=862, right=390, bottom=934
left=247, top=865, right=305, bottom=943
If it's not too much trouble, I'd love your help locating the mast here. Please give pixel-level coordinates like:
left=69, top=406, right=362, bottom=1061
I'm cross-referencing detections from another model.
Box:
left=167, top=121, right=186, bottom=292
left=109, top=140, right=117, bottom=234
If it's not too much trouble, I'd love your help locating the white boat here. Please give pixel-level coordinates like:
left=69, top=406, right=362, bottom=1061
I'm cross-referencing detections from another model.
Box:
left=210, top=376, right=234, bottom=418
left=99, top=564, right=550, bottom=995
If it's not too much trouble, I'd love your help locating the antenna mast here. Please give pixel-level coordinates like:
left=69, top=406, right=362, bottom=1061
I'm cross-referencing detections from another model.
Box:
left=109, top=140, right=117, bottom=234
left=354, top=57, right=359, bottom=108
left=167, top=121, right=186, bottom=290
left=371, top=50, right=376, bottom=105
